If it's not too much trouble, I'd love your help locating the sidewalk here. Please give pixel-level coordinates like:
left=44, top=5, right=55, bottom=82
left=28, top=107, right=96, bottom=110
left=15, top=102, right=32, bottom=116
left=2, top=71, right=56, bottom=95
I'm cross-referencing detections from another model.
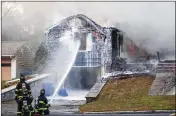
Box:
left=84, top=110, right=176, bottom=114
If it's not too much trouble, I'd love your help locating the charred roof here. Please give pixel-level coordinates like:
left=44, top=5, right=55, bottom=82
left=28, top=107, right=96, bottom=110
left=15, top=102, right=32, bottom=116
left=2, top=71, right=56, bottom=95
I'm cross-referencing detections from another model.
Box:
left=45, top=14, right=123, bottom=36
left=45, top=14, right=102, bottom=33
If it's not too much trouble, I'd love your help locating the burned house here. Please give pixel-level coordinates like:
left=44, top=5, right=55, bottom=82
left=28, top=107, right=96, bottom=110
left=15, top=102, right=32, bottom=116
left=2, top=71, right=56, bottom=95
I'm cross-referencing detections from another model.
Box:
left=34, top=14, right=124, bottom=89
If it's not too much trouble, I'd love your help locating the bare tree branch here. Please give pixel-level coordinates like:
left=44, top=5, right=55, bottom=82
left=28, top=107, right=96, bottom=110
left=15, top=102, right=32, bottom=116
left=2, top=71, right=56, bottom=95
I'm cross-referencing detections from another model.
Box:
left=1, top=1, right=16, bottom=19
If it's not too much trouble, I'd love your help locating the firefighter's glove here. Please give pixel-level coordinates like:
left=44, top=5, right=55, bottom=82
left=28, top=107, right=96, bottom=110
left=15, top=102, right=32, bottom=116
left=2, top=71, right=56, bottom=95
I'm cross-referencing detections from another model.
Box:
left=46, top=104, right=51, bottom=108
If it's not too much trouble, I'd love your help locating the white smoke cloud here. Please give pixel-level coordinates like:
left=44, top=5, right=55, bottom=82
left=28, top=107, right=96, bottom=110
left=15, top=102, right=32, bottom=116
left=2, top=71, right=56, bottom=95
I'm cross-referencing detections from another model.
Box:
left=2, top=2, right=175, bottom=56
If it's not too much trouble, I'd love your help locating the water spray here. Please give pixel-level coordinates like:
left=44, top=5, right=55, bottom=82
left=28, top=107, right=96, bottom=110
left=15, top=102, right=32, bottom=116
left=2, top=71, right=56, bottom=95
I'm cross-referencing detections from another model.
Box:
left=49, top=38, right=80, bottom=104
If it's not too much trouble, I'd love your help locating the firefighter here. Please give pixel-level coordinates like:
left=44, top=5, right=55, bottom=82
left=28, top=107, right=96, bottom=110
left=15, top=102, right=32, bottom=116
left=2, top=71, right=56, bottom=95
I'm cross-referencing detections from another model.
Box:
left=15, top=73, right=32, bottom=115
left=21, top=92, right=35, bottom=116
left=35, top=89, right=50, bottom=115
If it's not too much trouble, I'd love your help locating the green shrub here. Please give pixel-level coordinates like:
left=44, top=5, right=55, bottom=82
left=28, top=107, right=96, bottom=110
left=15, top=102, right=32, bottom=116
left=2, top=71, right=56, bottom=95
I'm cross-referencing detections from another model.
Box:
left=1, top=81, right=7, bottom=89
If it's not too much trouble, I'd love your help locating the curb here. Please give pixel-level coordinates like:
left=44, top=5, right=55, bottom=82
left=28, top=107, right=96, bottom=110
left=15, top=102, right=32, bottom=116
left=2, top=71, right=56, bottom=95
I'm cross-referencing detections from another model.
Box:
left=84, top=110, right=176, bottom=114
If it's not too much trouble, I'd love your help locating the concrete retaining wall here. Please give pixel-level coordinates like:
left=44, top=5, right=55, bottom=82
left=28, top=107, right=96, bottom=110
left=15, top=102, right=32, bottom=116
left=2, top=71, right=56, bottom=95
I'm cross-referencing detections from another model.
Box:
left=149, top=72, right=175, bottom=95
left=1, top=74, right=51, bottom=102
left=85, top=77, right=107, bottom=103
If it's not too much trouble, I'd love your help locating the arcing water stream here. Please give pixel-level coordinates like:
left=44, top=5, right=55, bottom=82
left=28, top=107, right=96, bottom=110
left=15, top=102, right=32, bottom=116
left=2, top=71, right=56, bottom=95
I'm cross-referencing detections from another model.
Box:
left=49, top=33, right=81, bottom=104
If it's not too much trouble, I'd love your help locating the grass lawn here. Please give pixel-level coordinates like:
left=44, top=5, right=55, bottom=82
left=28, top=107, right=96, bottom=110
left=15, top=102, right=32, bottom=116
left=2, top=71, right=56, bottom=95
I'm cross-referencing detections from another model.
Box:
left=80, top=76, right=175, bottom=112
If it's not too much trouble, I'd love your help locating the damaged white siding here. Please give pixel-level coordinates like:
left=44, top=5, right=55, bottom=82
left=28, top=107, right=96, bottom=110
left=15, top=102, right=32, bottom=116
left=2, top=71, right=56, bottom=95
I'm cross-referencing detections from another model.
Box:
left=11, top=57, right=16, bottom=79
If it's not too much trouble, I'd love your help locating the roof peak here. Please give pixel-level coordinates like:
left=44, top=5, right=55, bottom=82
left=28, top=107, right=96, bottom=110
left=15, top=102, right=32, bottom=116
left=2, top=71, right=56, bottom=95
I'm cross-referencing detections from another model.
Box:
left=45, top=14, right=102, bottom=33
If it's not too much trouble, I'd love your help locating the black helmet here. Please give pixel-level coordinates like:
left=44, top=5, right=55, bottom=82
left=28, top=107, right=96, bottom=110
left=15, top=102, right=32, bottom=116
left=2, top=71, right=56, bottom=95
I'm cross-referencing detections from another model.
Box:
left=20, top=73, right=25, bottom=82
left=40, top=89, right=45, bottom=96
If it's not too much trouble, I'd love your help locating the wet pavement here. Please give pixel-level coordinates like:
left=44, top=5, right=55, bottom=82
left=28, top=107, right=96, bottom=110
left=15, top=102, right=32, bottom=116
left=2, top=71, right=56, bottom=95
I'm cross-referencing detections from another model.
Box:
left=1, top=100, right=80, bottom=115
left=1, top=90, right=88, bottom=116
left=1, top=100, right=173, bottom=116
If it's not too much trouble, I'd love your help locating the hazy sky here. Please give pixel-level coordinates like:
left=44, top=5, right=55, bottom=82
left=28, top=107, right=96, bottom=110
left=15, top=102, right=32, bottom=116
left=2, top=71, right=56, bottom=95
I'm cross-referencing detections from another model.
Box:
left=2, top=2, right=175, bottom=54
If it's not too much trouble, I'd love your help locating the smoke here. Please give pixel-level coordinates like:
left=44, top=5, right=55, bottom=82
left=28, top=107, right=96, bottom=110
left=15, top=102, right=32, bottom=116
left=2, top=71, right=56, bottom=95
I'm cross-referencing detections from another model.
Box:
left=2, top=2, right=175, bottom=56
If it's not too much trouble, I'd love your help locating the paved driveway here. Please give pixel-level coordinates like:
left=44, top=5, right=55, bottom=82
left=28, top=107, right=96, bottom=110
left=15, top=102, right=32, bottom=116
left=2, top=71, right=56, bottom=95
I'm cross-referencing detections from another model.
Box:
left=1, top=100, right=173, bottom=116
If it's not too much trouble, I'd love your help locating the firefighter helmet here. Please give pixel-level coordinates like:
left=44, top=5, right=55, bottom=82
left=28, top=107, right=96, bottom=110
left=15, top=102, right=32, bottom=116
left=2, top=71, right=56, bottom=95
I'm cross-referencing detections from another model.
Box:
left=40, top=89, right=45, bottom=96
left=20, top=73, right=25, bottom=82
